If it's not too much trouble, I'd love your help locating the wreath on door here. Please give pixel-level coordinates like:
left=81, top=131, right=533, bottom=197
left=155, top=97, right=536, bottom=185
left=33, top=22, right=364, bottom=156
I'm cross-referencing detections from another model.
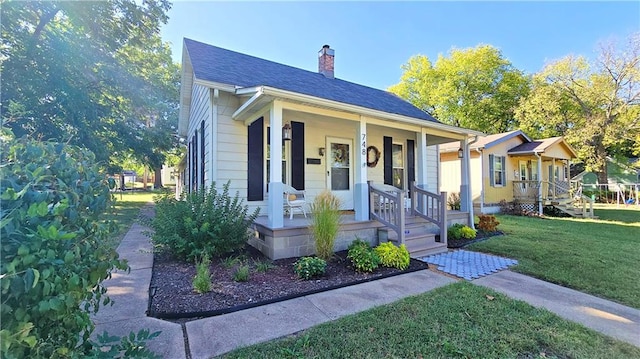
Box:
left=366, top=146, right=380, bottom=168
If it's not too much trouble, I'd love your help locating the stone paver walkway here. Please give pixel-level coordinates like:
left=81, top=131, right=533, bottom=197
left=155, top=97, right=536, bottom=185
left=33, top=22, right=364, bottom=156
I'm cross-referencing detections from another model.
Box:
left=421, top=249, right=518, bottom=280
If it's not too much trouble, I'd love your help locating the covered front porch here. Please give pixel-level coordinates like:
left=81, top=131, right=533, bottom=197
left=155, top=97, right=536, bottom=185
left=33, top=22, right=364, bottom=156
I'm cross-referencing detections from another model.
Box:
left=235, top=89, right=480, bottom=260
left=250, top=182, right=471, bottom=260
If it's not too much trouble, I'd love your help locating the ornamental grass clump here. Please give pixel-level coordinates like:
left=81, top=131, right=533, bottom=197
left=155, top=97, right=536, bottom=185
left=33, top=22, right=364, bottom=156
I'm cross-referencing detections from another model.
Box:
left=310, top=190, right=342, bottom=261
left=193, top=254, right=212, bottom=294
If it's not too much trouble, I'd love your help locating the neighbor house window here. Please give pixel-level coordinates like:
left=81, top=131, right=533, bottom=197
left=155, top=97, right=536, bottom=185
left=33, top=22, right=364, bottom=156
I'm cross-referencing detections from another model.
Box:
left=489, top=154, right=506, bottom=187
left=392, top=143, right=404, bottom=190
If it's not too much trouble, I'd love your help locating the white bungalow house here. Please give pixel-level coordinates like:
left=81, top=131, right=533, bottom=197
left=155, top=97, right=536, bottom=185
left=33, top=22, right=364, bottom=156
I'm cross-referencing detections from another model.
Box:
left=178, top=39, right=482, bottom=259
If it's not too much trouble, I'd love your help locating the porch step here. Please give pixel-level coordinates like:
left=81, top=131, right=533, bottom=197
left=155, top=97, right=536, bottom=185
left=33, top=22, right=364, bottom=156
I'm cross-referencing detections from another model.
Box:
left=378, top=224, right=447, bottom=257
left=553, top=204, right=598, bottom=219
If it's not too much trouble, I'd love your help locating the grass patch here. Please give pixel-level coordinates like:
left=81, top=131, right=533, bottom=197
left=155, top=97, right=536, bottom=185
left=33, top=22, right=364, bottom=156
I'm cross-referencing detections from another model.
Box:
left=103, top=191, right=157, bottom=249
left=468, top=205, right=640, bottom=308
left=222, top=282, right=640, bottom=358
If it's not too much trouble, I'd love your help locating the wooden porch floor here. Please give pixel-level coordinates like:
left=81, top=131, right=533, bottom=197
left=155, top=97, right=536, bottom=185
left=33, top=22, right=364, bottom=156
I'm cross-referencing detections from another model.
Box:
left=253, top=210, right=470, bottom=231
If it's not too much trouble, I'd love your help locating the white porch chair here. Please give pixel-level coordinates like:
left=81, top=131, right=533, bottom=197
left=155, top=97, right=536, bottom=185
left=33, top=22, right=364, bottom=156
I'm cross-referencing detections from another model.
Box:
left=283, top=184, right=307, bottom=220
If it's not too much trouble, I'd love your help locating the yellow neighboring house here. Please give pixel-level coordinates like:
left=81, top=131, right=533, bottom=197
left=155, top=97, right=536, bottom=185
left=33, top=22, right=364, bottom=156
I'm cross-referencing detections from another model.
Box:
left=440, top=130, right=578, bottom=215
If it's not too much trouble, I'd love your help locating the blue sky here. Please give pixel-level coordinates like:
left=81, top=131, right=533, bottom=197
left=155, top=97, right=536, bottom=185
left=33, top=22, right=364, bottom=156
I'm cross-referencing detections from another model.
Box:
left=160, top=1, right=639, bottom=90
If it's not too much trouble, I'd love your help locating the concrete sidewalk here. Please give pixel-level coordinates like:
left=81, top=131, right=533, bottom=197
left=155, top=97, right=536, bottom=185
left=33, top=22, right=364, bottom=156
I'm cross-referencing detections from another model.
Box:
left=473, top=270, right=640, bottom=347
left=93, top=209, right=640, bottom=358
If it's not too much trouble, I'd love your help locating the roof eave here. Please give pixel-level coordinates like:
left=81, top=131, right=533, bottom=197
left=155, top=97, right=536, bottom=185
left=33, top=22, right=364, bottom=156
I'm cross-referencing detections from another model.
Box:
left=244, top=86, right=484, bottom=137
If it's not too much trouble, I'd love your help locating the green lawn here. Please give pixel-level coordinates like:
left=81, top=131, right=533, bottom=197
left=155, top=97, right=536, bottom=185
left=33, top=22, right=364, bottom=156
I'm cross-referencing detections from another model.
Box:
left=103, top=191, right=157, bottom=249
left=222, top=282, right=640, bottom=359
left=469, top=205, right=640, bottom=308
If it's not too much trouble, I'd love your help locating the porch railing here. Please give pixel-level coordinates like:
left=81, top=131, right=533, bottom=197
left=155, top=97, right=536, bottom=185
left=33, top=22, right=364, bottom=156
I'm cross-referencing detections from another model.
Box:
left=410, top=182, right=447, bottom=245
left=513, top=180, right=570, bottom=202
left=573, top=193, right=595, bottom=218
left=368, top=181, right=405, bottom=245
left=548, top=180, right=570, bottom=201
left=513, top=180, right=540, bottom=201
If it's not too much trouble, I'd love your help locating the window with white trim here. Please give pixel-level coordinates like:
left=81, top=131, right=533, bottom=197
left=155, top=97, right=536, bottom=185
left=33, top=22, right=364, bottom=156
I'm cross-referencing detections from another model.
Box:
left=489, top=154, right=506, bottom=187
left=392, top=143, right=404, bottom=190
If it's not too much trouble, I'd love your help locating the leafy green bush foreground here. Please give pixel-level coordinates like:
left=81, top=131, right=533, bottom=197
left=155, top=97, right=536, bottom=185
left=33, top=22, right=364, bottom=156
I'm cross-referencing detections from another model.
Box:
left=150, top=182, right=260, bottom=262
left=0, top=134, right=128, bottom=358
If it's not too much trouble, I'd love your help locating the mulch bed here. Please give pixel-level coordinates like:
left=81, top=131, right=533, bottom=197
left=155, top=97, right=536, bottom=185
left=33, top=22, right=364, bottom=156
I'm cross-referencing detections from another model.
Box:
left=447, top=231, right=504, bottom=249
left=148, top=246, right=428, bottom=321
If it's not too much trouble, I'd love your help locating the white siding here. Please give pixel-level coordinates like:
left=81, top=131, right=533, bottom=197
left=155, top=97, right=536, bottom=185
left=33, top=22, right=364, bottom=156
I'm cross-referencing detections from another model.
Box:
left=187, top=84, right=212, bottom=190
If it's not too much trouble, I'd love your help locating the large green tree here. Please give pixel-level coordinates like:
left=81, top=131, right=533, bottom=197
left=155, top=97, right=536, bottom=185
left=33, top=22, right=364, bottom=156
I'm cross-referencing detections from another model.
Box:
left=516, top=33, right=640, bottom=183
left=389, top=45, right=530, bottom=133
left=1, top=1, right=179, bottom=179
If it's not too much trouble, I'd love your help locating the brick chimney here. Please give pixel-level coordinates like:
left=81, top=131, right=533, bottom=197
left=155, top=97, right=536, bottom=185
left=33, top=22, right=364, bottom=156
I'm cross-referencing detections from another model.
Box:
left=318, top=45, right=334, bottom=79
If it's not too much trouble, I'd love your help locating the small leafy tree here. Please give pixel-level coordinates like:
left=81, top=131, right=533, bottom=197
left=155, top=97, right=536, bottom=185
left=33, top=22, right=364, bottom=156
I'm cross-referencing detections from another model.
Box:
left=150, top=181, right=260, bottom=262
left=310, top=191, right=342, bottom=261
left=0, top=133, right=128, bottom=358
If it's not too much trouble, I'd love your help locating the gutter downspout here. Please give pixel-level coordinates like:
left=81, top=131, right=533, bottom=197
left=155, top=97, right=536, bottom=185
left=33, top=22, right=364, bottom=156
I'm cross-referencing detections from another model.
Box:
left=467, top=135, right=479, bottom=229
left=535, top=152, right=543, bottom=215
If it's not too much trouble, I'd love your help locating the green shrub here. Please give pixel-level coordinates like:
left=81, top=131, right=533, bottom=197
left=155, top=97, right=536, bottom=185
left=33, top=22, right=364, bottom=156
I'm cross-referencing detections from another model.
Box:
left=233, top=265, right=250, bottom=282
left=310, top=191, right=341, bottom=260
left=477, top=214, right=500, bottom=232
left=347, top=239, right=380, bottom=272
left=293, top=257, right=326, bottom=280
left=192, top=254, right=212, bottom=294
left=150, top=182, right=260, bottom=262
left=375, top=242, right=410, bottom=270
left=448, top=223, right=477, bottom=240
left=0, top=135, right=128, bottom=358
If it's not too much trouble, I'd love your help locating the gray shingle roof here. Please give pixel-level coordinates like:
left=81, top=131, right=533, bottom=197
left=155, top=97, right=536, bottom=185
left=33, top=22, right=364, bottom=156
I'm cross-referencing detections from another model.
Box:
left=184, top=38, right=439, bottom=122
left=508, top=137, right=563, bottom=154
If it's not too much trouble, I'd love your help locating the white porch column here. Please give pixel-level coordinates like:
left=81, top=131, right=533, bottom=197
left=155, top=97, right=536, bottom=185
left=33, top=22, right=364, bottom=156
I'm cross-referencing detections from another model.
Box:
left=459, top=139, right=471, bottom=212
left=268, top=100, right=284, bottom=228
left=536, top=153, right=543, bottom=215
left=354, top=117, right=369, bottom=221
left=416, top=129, right=428, bottom=186
left=416, top=129, right=429, bottom=215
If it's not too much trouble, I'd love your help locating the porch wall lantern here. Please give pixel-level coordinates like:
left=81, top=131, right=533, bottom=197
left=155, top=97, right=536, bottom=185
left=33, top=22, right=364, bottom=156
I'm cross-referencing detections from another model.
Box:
left=457, top=147, right=464, bottom=159
left=319, top=147, right=325, bottom=156
left=282, top=123, right=292, bottom=141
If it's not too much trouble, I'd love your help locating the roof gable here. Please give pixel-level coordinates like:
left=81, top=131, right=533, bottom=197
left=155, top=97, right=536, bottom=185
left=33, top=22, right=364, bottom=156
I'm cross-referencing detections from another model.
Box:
left=508, top=136, right=578, bottom=158
left=183, top=38, right=439, bottom=122
left=439, top=130, right=529, bottom=152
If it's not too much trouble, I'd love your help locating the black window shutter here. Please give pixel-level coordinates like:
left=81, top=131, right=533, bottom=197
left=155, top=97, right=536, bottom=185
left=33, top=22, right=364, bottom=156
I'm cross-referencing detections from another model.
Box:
left=193, top=132, right=198, bottom=190
left=200, top=121, right=205, bottom=187
left=291, top=121, right=305, bottom=190
left=187, top=141, right=192, bottom=193
left=407, top=139, right=415, bottom=196
left=247, top=117, right=264, bottom=201
left=383, top=136, right=393, bottom=185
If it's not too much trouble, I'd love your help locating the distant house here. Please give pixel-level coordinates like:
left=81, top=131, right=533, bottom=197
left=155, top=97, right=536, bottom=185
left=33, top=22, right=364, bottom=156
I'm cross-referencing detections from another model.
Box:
left=572, top=157, right=640, bottom=205
left=178, top=39, right=481, bottom=259
left=439, top=130, right=580, bottom=215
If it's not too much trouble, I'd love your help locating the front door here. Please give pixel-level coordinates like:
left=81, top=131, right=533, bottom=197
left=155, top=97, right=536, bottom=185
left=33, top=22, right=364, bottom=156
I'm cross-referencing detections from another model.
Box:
left=326, top=137, right=353, bottom=210
left=519, top=160, right=529, bottom=192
